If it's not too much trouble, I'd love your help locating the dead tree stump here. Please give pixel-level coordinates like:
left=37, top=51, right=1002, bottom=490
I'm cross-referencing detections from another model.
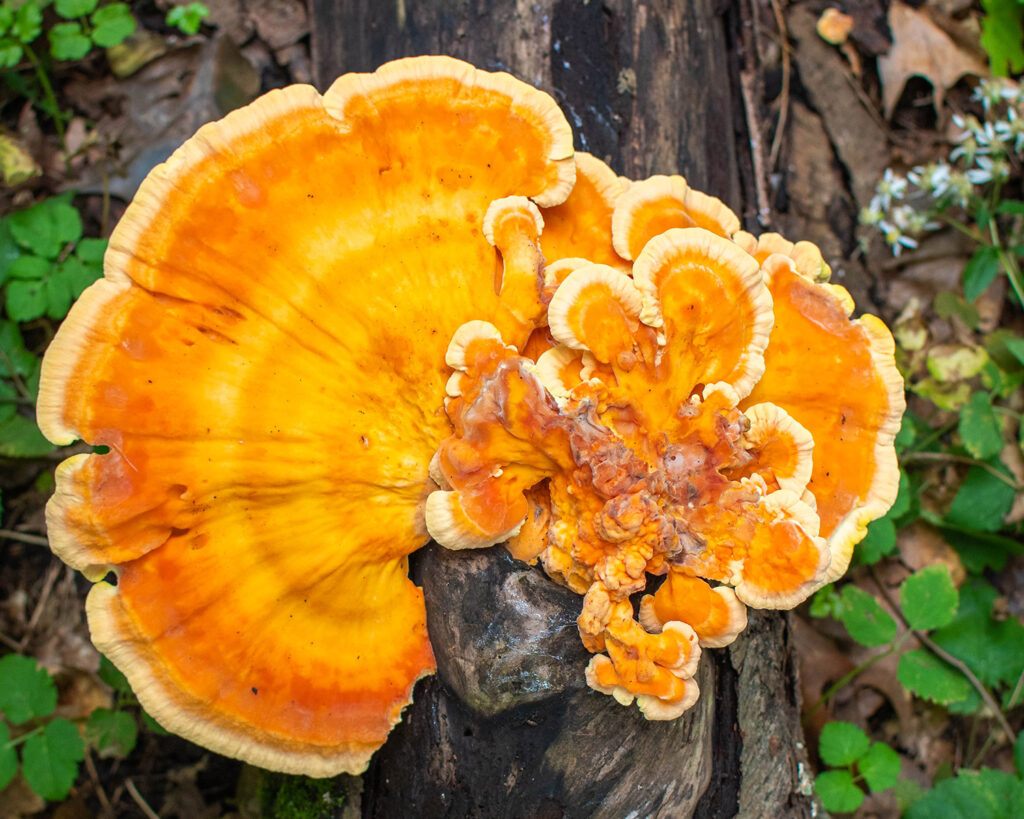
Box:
left=306, top=1, right=818, bottom=815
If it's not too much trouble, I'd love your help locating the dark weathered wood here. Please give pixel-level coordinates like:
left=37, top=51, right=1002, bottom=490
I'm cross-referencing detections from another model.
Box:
left=305, top=2, right=817, bottom=816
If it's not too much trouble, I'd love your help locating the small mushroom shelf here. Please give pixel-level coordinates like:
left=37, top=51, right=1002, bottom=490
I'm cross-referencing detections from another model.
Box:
left=37, top=57, right=904, bottom=777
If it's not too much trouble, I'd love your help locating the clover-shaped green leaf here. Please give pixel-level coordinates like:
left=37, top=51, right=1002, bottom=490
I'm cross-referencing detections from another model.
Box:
left=49, top=22, right=92, bottom=61
left=89, top=3, right=135, bottom=48
left=900, top=565, right=959, bottom=631
left=21, top=718, right=84, bottom=801
left=0, top=654, right=57, bottom=725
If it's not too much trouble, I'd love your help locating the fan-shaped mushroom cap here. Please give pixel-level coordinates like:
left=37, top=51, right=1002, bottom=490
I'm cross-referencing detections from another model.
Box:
left=38, top=56, right=575, bottom=776
left=429, top=226, right=839, bottom=715
left=639, top=570, right=747, bottom=648
left=742, top=254, right=904, bottom=583
left=612, top=174, right=741, bottom=260
left=540, top=152, right=630, bottom=270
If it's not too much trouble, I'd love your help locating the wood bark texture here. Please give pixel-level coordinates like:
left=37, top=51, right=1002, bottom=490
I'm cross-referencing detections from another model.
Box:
left=306, top=1, right=818, bottom=816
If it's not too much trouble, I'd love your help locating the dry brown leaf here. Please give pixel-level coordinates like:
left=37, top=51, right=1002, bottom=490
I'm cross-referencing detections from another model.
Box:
left=898, top=522, right=967, bottom=584
left=878, top=1, right=986, bottom=118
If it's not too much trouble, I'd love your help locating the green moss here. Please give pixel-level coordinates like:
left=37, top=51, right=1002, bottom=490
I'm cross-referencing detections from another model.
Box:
left=258, top=773, right=345, bottom=819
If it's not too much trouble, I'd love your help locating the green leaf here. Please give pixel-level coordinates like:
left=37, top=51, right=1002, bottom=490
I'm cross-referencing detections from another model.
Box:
left=855, top=517, right=897, bottom=565
left=859, top=742, right=900, bottom=792
left=1005, top=336, right=1024, bottom=367
left=98, top=654, right=131, bottom=695
left=56, top=255, right=101, bottom=300
left=958, top=392, right=1004, bottom=460
left=900, top=565, right=959, bottom=631
left=931, top=581, right=1024, bottom=688
left=934, top=291, right=981, bottom=330
left=0, top=7, right=13, bottom=37
left=44, top=270, right=72, bottom=320
left=894, top=778, right=926, bottom=812
left=889, top=470, right=912, bottom=520
left=55, top=0, right=99, bottom=18
left=981, top=0, right=1024, bottom=76
left=6, top=277, right=48, bottom=322
left=818, top=721, right=870, bottom=767
left=905, top=767, right=1024, bottom=819
left=1015, top=732, right=1024, bottom=778
left=89, top=4, right=135, bottom=47
left=0, top=654, right=58, bottom=724
left=815, top=770, right=864, bottom=813
left=85, top=708, right=137, bottom=757
left=0, top=39, right=23, bottom=68
left=140, top=709, right=168, bottom=736
left=75, top=236, right=106, bottom=264
left=962, top=245, right=1001, bottom=302
left=0, top=379, right=18, bottom=424
left=838, top=585, right=898, bottom=647
left=996, top=199, right=1024, bottom=216
left=894, top=414, right=917, bottom=452
left=809, top=585, right=841, bottom=619
left=0, top=220, right=20, bottom=285
left=945, top=462, right=1016, bottom=532
left=0, top=721, right=18, bottom=791
left=7, top=199, right=80, bottom=259
left=0, top=412, right=55, bottom=457
left=12, top=3, right=42, bottom=44
left=897, top=649, right=970, bottom=705
left=9, top=254, right=52, bottom=280
left=50, top=202, right=82, bottom=245
left=933, top=519, right=1024, bottom=573
left=48, top=22, right=91, bottom=61
left=21, top=718, right=84, bottom=801
left=166, top=2, right=210, bottom=36
left=0, top=320, right=40, bottom=381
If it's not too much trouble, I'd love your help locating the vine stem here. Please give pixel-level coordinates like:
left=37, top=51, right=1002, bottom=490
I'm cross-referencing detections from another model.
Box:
left=869, top=568, right=1017, bottom=744
left=23, top=45, right=65, bottom=147
left=899, top=451, right=1023, bottom=490
left=805, top=637, right=908, bottom=718
left=988, top=218, right=1024, bottom=307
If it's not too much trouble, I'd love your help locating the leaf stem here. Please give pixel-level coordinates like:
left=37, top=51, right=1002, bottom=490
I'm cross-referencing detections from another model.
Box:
left=868, top=568, right=1017, bottom=744
left=0, top=529, right=49, bottom=547
left=805, top=633, right=911, bottom=717
left=899, top=451, right=1023, bottom=490
left=23, top=45, right=65, bottom=147
left=5, top=725, right=43, bottom=748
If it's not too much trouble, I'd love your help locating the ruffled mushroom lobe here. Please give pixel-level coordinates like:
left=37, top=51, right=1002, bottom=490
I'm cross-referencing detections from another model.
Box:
left=430, top=226, right=837, bottom=718
left=38, top=56, right=576, bottom=776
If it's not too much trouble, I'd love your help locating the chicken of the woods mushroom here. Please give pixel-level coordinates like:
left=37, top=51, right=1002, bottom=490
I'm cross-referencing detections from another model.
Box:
left=38, top=56, right=904, bottom=776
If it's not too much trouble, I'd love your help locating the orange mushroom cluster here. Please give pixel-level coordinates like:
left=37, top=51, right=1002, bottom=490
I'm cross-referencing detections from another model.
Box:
left=38, top=56, right=903, bottom=775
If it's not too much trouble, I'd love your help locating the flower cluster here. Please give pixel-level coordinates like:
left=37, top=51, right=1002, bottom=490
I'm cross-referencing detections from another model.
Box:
left=861, top=79, right=1023, bottom=255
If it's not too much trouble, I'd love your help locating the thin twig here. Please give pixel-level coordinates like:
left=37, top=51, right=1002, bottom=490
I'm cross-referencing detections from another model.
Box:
left=1007, top=668, right=1024, bottom=710
left=0, top=529, right=50, bottom=547
left=900, top=451, right=1024, bottom=490
left=19, top=561, right=61, bottom=652
left=84, top=751, right=112, bottom=814
left=0, top=630, right=21, bottom=651
left=870, top=568, right=1017, bottom=744
left=767, top=0, right=790, bottom=170
left=125, top=779, right=161, bottom=819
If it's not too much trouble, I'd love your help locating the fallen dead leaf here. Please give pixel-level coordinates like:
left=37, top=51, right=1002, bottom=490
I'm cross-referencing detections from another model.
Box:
left=898, top=522, right=967, bottom=585
left=878, top=1, right=986, bottom=119
left=0, top=130, right=40, bottom=186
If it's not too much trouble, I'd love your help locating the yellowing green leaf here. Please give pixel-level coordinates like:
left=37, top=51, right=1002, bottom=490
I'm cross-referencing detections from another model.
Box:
left=958, top=392, right=1003, bottom=460
left=900, top=565, right=959, bottom=631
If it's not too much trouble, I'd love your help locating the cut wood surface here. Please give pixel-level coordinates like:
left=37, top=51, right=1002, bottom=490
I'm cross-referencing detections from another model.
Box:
left=307, top=1, right=817, bottom=815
